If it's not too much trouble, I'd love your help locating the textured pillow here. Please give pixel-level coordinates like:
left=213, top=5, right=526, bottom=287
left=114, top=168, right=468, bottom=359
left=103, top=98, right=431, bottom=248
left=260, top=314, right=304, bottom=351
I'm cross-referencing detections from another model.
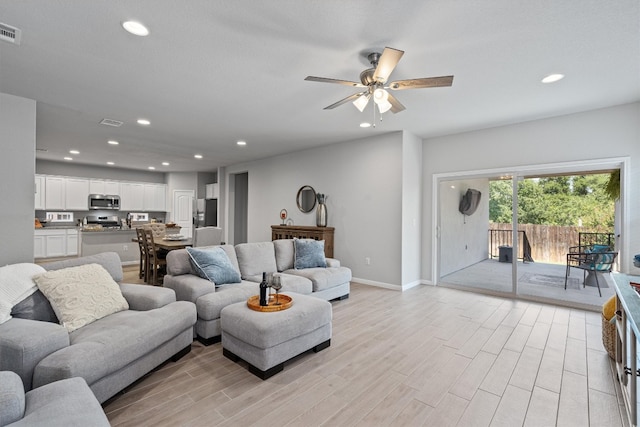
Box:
left=186, top=246, right=241, bottom=285
left=32, top=263, right=129, bottom=332
left=294, top=239, right=327, bottom=269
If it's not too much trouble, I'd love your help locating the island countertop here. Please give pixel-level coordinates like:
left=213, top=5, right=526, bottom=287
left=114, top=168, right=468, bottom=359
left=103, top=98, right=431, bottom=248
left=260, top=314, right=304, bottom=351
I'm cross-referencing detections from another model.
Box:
left=612, top=273, right=640, bottom=338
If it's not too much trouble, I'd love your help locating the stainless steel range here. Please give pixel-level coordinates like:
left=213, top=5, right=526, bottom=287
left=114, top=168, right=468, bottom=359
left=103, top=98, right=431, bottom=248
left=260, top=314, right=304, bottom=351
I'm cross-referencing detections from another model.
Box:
left=83, top=215, right=121, bottom=230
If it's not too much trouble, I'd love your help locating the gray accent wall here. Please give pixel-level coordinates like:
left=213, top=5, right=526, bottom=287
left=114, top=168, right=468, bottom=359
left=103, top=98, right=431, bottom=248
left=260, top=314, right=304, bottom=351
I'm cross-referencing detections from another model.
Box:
left=1, top=93, right=36, bottom=264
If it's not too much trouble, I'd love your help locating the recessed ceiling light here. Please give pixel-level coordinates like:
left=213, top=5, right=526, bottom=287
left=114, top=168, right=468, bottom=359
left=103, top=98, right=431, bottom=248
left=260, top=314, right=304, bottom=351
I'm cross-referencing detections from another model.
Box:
left=237, top=140, right=247, bottom=146
left=137, top=119, right=151, bottom=126
left=360, top=122, right=371, bottom=128
left=122, top=21, right=149, bottom=36
left=64, top=157, right=73, bottom=161
left=194, top=154, right=203, bottom=159
left=541, top=73, right=565, bottom=84
left=148, top=166, right=156, bottom=170
left=162, top=162, right=170, bottom=166
left=69, top=150, right=80, bottom=154
left=108, top=140, right=119, bottom=145
left=107, top=162, right=115, bottom=165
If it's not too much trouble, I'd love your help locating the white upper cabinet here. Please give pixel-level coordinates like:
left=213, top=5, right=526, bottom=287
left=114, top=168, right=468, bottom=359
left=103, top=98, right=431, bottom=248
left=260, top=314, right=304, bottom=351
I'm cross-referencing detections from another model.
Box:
left=65, top=178, right=90, bottom=210
left=44, top=176, right=65, bottom=209
left=205, top=183, right=219, bottom=199
left=143, top=183, right=166, bottom=212
left=120, top=182, right=145, bottom=211
left=90, top=179, right=120, bottom=196
left=35, top=175, right=45, bottom=210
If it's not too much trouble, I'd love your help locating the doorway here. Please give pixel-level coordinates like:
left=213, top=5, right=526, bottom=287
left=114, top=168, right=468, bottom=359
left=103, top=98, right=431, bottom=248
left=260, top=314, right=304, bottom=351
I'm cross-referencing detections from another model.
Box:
left=229, top=172, right=248, bottom=244
left=434, top=158, right=629, bottom=311
left=172, top=190, right=194, bottom=238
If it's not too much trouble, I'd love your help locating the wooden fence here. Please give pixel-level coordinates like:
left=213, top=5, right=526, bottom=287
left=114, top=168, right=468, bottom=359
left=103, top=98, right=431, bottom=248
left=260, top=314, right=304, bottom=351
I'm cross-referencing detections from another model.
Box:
left=489, top=223, right=614, bottom=265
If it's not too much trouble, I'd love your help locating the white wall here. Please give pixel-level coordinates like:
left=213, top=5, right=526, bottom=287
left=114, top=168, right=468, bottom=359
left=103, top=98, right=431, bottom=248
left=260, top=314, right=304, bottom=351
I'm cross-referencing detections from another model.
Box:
left=439, top=178, right=490, bottom=277
left=225, top=132, right=404, bottom=286
left=401, top=132, right=422, bottom=288
left=0, top=93, right=36, bottom=264
left=422, top=102, right=640, bottom=279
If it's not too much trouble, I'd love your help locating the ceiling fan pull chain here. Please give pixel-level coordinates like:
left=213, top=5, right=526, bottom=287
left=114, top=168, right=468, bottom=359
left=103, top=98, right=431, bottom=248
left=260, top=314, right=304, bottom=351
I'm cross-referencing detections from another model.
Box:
left=372, top=100, right=376, bottom=128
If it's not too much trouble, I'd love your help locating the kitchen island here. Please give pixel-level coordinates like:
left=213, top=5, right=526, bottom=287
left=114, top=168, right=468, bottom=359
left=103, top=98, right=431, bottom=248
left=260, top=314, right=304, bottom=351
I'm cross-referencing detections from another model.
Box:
left=79, top=229, right=138, bottom=264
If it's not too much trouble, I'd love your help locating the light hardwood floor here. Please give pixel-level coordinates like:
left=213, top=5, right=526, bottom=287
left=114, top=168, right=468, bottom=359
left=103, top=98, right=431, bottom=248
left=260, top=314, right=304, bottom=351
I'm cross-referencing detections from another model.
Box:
left=104, top=267, right=627, bottom=426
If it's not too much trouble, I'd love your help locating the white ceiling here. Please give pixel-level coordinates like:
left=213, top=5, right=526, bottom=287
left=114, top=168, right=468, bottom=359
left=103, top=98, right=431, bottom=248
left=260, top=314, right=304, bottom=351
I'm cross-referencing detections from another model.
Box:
left=1, top=1, right=638, bottom=173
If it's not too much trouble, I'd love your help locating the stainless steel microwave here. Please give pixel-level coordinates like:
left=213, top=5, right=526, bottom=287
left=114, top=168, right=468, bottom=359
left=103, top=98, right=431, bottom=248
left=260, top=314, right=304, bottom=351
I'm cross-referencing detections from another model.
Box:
left=88, top=194, right=120, bottom=210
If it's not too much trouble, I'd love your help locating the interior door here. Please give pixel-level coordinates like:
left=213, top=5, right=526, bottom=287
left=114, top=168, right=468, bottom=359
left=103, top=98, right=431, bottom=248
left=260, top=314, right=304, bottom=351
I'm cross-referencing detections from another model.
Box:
left=172, top=190, right=194, bottom=238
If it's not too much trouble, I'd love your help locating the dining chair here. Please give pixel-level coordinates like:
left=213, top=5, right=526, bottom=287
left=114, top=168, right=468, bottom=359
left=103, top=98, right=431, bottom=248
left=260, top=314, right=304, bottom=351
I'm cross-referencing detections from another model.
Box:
left=135, top=228, right=148, bottom=282
left=193, top=226, right=223, bottom=247
left=144, top=229, right=167, bottom=285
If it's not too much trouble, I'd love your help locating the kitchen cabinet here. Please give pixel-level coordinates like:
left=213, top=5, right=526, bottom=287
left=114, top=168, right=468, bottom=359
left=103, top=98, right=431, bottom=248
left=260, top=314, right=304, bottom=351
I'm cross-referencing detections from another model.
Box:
left=34, top=175, right=45, bottom=210
left=65, top=178, right=90, bottom=210
left=44, top=176, right=65, bottom=209
left=44, top=176, right=90, bottom=210
left=205, top=183, right=219, bottom=199
left=143, top=183, right=166, bottom=212
left=120, top=183, right=145, bottom=211
left=89, top=179, right=120, bottom=196
left=34, top=228, right=79, bottom=258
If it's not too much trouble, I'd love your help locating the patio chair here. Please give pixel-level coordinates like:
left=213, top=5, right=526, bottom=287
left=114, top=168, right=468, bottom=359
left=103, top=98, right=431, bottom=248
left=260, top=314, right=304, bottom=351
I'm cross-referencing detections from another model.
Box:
left=564, top=244, right=617, bottom=297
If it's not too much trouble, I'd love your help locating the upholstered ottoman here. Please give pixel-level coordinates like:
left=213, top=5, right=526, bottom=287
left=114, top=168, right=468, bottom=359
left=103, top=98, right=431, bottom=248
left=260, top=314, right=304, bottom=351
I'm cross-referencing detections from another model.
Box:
left=220, top=292, right=332, bottom=379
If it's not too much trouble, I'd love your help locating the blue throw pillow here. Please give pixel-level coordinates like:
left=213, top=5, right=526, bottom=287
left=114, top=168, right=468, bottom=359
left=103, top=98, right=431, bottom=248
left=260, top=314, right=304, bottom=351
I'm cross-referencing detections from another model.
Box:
left=294, top=239, right=327, bottom=269
left=186, top=247, right=241, bottom=285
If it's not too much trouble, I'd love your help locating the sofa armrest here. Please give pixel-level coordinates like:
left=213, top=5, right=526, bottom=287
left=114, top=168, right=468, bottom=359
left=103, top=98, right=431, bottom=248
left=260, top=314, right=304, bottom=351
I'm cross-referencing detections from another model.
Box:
left=163, top=274, right=215, bottom=303
left=326, top=258, right=341, bottom=268
left=0, top=371, right=25, bottom=425
left=119, top=283, right=176, bottom=311
left=0, top=318, right=69, bottom=392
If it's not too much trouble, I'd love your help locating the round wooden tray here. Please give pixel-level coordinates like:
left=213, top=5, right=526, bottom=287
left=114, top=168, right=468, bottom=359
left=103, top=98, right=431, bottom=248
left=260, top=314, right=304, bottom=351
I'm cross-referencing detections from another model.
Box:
left=247, top=294, right=293, bottom=312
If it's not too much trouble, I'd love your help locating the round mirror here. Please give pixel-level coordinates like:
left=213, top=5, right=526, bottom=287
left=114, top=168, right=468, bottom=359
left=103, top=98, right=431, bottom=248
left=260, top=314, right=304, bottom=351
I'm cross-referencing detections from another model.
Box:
left=296, top=185, right=317, bottom=213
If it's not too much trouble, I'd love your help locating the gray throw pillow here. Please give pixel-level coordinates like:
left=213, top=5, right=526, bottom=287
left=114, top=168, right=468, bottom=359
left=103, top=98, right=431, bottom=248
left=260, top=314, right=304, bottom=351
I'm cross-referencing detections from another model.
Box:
left=294, top=239, right=327, bottom=269
left=186, top=246, right=241, bottom=285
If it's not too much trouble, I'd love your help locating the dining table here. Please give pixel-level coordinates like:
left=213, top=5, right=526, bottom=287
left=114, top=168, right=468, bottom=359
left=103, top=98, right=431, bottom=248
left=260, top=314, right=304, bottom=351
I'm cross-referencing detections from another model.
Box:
left=154, top=237, right=193, bottom=251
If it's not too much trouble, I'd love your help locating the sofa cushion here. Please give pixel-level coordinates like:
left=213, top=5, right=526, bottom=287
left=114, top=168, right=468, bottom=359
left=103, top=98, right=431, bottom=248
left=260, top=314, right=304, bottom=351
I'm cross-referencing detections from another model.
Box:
left=195, top=282, right=258, bottom=321
left=235, top=242, right=278, bottom=278
left=42, top=252, right=123, bottom=283
left=273, top=239, right=295, bottom=272
left=0, top=371, right=25, bottom=426
left=294, top=239, right=327, bottom=269
left=186, top=246, right=241, bottom=285
left=33, top=264, right=129, bottom=332
left=284, top=266, right=352, bottom=292
left=33, top=301, right=196, bottom=388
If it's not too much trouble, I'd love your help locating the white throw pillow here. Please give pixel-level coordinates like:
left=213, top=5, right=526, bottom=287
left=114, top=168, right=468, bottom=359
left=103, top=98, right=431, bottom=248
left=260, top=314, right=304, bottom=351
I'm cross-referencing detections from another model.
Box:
left=33, top=263, right=129, bottom=332
left=0, top=263, right=45, bottom=324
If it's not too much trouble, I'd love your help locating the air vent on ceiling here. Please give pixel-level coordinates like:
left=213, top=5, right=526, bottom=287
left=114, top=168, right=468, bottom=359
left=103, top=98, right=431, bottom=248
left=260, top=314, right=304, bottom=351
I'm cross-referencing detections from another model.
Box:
left=0, top=23, right=22, bottom=45
left=100, top=118, right=124, bottom=127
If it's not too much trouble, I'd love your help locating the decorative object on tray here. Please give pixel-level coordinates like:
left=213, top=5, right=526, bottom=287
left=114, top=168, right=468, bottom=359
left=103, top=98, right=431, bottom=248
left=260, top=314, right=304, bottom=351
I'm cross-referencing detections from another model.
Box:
left=271, top=274, right=282, bottom=305
left=316, top=193, right=327, bottom=227
left=247, top=294, right=293, bottom=312
left=165, top=222, right=177, bottom=228
left=279, top=209, right=288, bottom=226
left=162, top=234, right=184, bottom=241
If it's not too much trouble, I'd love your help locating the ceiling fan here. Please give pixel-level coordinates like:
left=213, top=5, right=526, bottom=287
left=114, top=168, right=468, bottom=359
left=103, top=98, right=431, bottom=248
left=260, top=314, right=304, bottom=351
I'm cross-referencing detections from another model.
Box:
left=305, top=47, right=453, bottom=115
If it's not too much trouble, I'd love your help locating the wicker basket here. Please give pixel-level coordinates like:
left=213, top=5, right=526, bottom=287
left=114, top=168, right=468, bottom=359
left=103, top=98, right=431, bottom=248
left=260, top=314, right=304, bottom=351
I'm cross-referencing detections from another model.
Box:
left=602, top=313, right=616, bottom=360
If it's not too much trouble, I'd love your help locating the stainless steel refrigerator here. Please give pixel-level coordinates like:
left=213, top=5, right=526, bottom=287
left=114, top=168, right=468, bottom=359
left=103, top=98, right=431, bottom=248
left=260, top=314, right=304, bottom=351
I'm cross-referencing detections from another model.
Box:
left=195, top=199, right=217, bottom=227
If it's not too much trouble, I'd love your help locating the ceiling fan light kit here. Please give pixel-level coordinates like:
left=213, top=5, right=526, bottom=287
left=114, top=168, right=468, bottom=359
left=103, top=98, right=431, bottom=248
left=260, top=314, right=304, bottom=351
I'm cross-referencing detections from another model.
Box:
left=305, top=46, right=454, bottom=124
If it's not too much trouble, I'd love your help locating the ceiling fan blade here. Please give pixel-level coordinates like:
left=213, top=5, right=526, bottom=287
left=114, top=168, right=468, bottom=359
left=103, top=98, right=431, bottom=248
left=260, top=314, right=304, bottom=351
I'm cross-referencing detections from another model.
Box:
left=388, top=75, right=454, bottom=90
left=323, top=91, right=368, bottom=110
left=305, top=76, right=365, bottom=88
left=373, top=47, right=404, bottom=83
left=387, top=93, right=406, bottom=114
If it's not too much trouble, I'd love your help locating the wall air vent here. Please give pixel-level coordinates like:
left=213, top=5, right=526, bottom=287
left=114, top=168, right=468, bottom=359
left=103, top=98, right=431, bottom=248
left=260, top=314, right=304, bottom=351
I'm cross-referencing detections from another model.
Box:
left=0, top=23, right=22, bottom=45
left=99, top=118, right=124, bottom=127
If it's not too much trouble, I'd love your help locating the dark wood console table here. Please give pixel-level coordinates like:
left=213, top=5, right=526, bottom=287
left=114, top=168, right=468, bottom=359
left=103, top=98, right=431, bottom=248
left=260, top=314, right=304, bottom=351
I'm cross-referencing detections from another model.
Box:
left=271, top=225, right=334, bottom=258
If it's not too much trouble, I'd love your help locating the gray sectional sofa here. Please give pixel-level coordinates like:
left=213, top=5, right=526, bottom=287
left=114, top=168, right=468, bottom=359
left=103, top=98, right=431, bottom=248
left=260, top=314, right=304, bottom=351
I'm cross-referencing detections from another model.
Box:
left=163, top=239, right=351, bottom=344
left=0, top=252, right=197, bottom=404
left=0, top=371, right=110, bottom=426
